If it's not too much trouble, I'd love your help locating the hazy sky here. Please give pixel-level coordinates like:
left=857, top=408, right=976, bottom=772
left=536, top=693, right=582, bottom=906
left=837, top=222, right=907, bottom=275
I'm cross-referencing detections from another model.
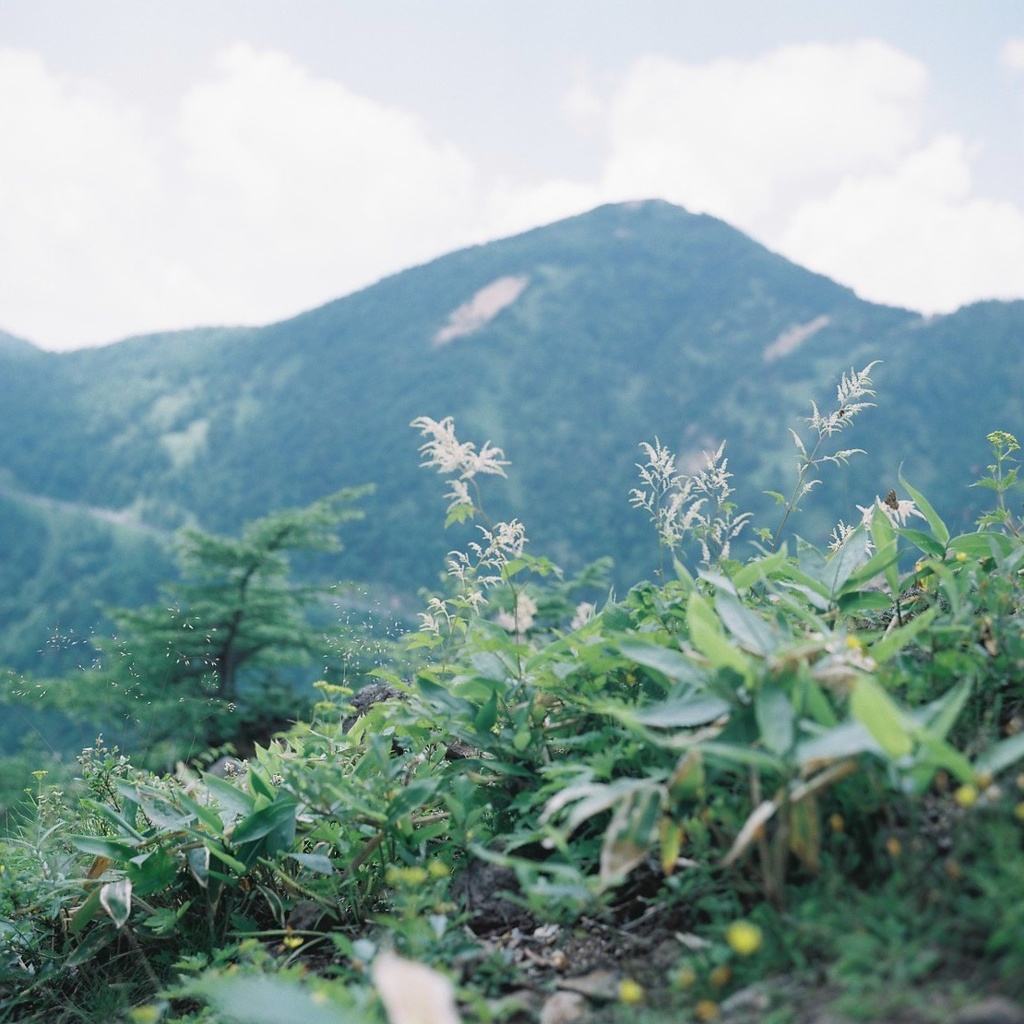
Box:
left=3, top=1, right=1024, bottom=350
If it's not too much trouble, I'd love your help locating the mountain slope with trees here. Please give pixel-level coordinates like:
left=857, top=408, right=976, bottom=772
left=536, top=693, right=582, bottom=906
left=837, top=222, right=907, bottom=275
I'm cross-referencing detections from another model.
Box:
left=2, top=200, right=1022, bottom=674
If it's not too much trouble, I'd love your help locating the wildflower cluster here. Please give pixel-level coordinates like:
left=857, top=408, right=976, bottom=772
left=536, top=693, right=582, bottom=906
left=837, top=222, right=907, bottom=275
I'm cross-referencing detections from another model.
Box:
left=411, top=415, right=509, bottom=520
left=630, top=439, right=750, bottom=568
left=770, top=361, right=879, bottom=548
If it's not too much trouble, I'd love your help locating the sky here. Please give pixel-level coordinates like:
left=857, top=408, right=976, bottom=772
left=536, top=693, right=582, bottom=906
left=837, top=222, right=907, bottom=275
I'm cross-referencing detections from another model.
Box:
left=2, top=2, right=1024, bottom=351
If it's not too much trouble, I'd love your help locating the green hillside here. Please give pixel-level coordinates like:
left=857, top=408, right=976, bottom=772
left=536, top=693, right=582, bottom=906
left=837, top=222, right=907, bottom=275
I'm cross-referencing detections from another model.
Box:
left=2, top=200, right=1022, bottom=673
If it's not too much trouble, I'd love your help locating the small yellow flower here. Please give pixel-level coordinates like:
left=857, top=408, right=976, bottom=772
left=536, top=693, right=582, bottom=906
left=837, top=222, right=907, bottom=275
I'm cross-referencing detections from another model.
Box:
left=725, top=920, right=763, bottom=956
left=694, top=999, right=720, bottom=1021
left=885, top=836, right=902, bottom=858
left=1014, top=802, right=1024, bottom=822
left=428, top=859, right=450, bottom=879
left=709, top=964, right=732, bottom=988
left=618, top=978, right=645, bottom=1004
left=829, top=813, right=844, bottom=833
left=845, top=635, right=862, bottom=650
left=282, top=934, right=304, bottom=949
left=674, top=964, right=697, bottom=989
left=955, top=551, right=968, bottom=563
left=128, top=1007, right=162, bottom=1024
left=975, top=771, right=993, bottom=788
left=954, top=784, right=979, bottom=808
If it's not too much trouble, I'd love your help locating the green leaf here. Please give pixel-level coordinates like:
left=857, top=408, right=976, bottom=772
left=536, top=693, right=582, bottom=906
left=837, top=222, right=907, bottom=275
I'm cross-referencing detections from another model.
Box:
left=387, top=779, right=440, bottom=823
left=232, top=799, right=298, bottom=849
left=730, top=550, right=789, bottom=590
left=823, top=528, right=871, bottom=597
left=797, top=720, right=881, bottom=766
left=850, top=677, right=913, bottom=758
left=68, top=835, right=138, bottom=862
left=287, top=853, right=336, bottom=875
left=686, top=592, right=752, bottom=681
left=474, top=690, right=499, bottom=734
left=898, top=470, right=949, bottom=546
left=201, top=773, right=256, bottom=820
left=974, top=731, right=1024, bottom=778
left=632, top=694, right=732, bottom=728
left=183, top=974, right=363, bottom=1024
left=715, top=589, right=777, bottom=656
left=870, top=505, right=900, bottom=598
left=78, top=798, right=146, bottom=841
left=898, top=528, right=946, bottom=558
left=99, top=877, right=132, bottom=928
left=615, top=639, right=707, bottom=686
left=755, top=682, right=795, bottom=756
left=869, top=606, right=938, bottom=664
left=948, top=532, right=1016, bottom=560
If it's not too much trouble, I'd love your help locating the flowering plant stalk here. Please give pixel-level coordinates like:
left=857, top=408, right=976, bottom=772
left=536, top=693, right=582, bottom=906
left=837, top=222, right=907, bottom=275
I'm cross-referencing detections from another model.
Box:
left=767, top=362, right=880, bottom=551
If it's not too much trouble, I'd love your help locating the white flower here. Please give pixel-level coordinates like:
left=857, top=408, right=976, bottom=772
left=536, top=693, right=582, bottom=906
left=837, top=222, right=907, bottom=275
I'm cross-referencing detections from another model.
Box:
left=570, top=601, right=596, bottom=630
left=857, top=495, right=926, bottom=528
left=411, top=415, right=508, bottom=480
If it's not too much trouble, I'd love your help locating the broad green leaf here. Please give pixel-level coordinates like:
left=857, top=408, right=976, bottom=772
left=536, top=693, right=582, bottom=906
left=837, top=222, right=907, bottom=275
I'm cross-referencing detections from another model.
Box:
left=615, top=639, right=706, bottom=686
left=870, top=505, right=900, bottom=597
left=99, top=877, right=132, bottom=928
left=948, top=532, right=1015, bottom=560
left=917, top=680, right=972, bottom=742
left=248, top=770, right=276, bottom=801
left=898, top=470, right=949, bottom=546
left=201, top=773, right=256, bottom=819
left=287, top=852, right=336, bottom=875
left=184, top=973, right=363, bottom=1024
left=187, top=845, right=210, bottom=888
left=823, top=528, right=870, bottom=597
left=755, top=682, right=795, bottom=756
left=797, top=719, right=881, bottom=766
left=632, top=694, right=732, bottom=729
left=974, top=730, right=1024, bottom=778
left=898, top=528, right=946, bottom=558
left=850, top=677, right=912, bottom=758
left=232, top=799, right=298, bottom=847
left=127, top=848, right=178, bottom=896
left=837, top=590, right=895, bottom=614
left=870, top=606, right=938, bottom=664
left=70, top=886, right=103, bottom=934
left=668, top=750, right=705, bottom=799
left=686, top=592, right=752, bottom=680
left=474, top=690, right=499, bottom=734
left=730, top=550, right=789, bottom=591
left=69, top=835, right=138, bottom=862
left=715, top=589, right=777, bottom=656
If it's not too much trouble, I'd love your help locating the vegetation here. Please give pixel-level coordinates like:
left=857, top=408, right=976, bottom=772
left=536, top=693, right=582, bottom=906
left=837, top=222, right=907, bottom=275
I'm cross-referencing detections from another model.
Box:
left=2, top=369, right=1023, bottom=1023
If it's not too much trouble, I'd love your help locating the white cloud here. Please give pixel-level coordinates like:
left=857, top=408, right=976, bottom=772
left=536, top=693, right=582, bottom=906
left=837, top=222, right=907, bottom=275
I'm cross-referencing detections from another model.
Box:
left=600, top=41, right=928, bottom=225
left=1001, top=37, right=1024, bottom=73
left=0, top=44, right=484, bottom=349
left=0, top=49, right=167, bottom=346
left=780, top=135, right=1024, bottom=312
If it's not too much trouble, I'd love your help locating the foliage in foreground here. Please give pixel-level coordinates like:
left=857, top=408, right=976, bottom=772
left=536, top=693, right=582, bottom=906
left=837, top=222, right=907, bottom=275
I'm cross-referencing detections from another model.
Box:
left=1, top=378, right=1023, bottom=1023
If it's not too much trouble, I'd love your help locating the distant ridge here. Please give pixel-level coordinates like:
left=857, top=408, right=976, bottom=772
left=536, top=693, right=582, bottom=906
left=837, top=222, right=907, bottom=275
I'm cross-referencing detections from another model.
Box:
left=2, top=200, right=1022, bottom=673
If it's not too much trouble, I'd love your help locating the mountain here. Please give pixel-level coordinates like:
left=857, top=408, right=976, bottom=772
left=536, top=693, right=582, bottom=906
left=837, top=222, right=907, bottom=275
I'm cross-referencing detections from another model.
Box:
left=3, top=200, right=1023, bottom=674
